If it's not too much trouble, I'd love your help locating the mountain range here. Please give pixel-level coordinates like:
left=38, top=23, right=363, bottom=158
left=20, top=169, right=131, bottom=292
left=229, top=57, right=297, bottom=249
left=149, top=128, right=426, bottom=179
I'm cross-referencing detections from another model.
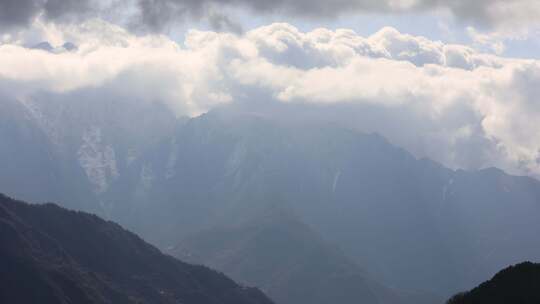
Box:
left=2, top=96, right=540, bottom=301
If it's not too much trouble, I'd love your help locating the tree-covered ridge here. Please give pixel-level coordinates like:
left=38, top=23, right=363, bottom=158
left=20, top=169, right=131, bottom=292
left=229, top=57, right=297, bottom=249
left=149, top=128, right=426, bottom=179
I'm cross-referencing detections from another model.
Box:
left=0, top=193, right=274, bottom=304
left=447, top=262, right=540, bottom=304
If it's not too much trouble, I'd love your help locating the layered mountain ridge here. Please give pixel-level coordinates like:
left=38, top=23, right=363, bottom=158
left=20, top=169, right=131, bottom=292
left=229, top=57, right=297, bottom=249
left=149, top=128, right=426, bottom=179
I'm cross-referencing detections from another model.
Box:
left=2, top=97, right=540, bottom=300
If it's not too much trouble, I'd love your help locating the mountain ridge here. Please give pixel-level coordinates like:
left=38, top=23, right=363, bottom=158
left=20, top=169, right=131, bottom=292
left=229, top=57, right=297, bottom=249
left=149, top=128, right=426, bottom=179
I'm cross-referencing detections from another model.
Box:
left=0, top=193, right=275, bottom=304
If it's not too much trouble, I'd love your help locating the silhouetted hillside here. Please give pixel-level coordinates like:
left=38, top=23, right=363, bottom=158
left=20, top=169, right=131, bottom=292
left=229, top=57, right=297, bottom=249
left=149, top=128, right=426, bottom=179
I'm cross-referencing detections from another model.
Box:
left=447, top=262, right=540, bottom=304
left=0, top=193, right=274, bottom=304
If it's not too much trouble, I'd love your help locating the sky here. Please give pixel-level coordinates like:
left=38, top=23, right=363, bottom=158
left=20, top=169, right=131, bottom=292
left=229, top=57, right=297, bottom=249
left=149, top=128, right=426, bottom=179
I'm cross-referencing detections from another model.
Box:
left=1, top=0, right=540, bottom=177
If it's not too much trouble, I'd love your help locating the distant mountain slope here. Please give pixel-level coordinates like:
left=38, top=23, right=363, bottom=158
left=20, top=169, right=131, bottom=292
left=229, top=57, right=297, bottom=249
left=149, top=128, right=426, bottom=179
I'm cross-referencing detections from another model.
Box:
left=0, top=193, right=274, bottom=304
left=447, top=262, right=540, bottom=304
left=172, top=207, right=439, bottom=304
left=109, top=109, right=540, bottom=297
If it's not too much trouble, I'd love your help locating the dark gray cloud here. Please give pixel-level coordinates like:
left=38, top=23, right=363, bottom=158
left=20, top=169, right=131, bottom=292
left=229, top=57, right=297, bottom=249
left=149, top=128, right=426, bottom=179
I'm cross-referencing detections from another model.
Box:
left=0, top=0, right=239, bottom=33
left=133, top=0, right=392, bottom=32
left=0, top=0, right=41, bottom=28
left=1, top=0, right=537, bottom=33
left=0, top=0, right=94, bottom=28
left=207, top=11, right=243, bottom=34
left=43, top=0, right=95, bottom=20
left=133, top=0, right=539, bottom=31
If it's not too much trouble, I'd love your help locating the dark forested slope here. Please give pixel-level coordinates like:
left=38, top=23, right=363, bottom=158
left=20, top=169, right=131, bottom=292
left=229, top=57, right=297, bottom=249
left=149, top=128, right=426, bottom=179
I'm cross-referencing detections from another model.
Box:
left=0, top=193, right=274, bottom=304
left=447, top=262, right=540, bottom=304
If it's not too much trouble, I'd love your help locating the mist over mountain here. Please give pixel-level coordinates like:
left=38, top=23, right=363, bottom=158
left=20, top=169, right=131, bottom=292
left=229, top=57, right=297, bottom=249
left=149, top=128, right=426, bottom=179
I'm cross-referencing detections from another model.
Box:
left=3, top=0, right=540, bottom=303
left=1, top=97, right=540, bottom=300
left=0, top=193, right=274, bottom=304
left=173, top=206, right=440, bottom=304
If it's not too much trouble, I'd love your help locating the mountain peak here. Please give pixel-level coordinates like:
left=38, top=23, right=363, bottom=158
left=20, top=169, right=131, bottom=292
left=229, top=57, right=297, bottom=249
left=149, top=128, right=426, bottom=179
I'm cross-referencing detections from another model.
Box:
left=30, top=41, right=78, bottom=53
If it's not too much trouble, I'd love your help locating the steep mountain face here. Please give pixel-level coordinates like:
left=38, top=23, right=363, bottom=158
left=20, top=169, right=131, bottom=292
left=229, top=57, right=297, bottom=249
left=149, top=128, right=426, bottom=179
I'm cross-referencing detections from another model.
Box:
left=25, top=92, right=177, bottom=196
left=0, top=193, right=274, bottom=304
left=172, top=207, right=438, bottom=304
left=447, top=262, right=540, bottom=304
left=0, top=98, right=98, bottom=212
left=0, top=94, right=176, bottom=214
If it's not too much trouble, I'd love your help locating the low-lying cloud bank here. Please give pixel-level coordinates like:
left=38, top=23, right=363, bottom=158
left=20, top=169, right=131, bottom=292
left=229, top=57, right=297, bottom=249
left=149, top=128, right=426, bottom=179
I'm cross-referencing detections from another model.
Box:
left=1, top=19, right=540, bottom=177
